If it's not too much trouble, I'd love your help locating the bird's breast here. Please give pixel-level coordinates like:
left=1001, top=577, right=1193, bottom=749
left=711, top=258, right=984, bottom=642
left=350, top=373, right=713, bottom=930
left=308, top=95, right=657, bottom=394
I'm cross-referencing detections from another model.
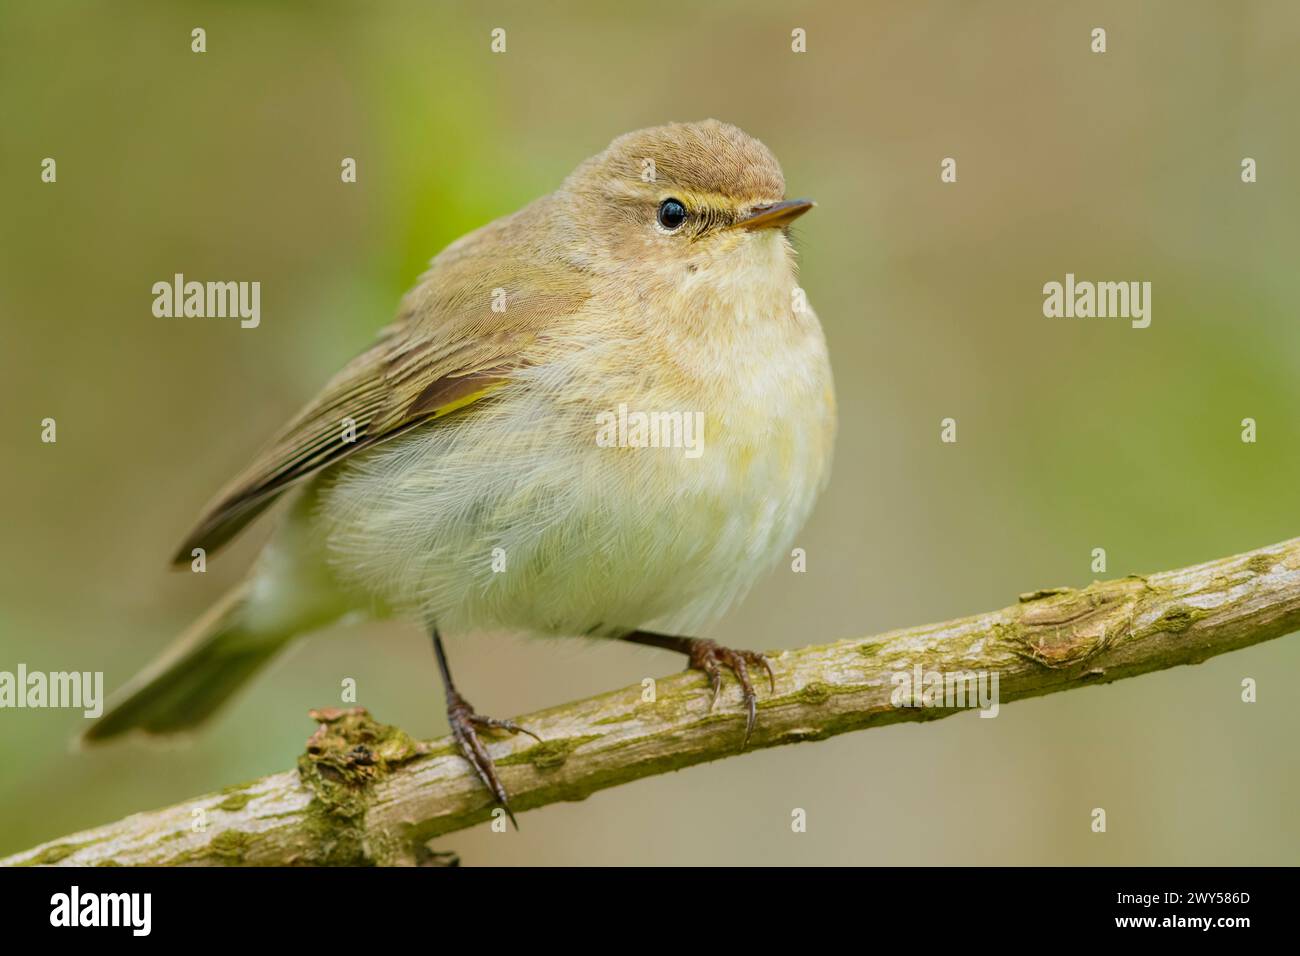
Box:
left=315, top=262, right=835, bottom=638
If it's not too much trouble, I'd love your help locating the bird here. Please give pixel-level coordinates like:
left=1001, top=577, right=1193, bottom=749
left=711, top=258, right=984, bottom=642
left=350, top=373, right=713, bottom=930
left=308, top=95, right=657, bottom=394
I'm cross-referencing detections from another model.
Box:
left=84, top=119, right=837, bottom=824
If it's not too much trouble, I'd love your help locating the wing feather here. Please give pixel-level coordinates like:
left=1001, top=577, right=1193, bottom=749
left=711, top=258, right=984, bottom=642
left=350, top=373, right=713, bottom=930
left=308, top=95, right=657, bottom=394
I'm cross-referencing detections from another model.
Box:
left=172, top=238, right=590, bottom=565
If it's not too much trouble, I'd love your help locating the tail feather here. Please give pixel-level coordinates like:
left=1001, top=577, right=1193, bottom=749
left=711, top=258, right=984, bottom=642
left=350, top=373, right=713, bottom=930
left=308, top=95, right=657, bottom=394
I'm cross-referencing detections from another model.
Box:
left=82, top=583, right=288, bottom=744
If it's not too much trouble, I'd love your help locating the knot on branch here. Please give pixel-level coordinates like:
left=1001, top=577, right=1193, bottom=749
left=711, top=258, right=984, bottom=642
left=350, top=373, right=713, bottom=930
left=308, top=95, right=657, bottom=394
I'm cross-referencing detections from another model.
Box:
left=295, top=707, right=430, bottom=865
left=301, top=707, right=427, bottom=784
left=1006, top=578, right=1147, bottom=668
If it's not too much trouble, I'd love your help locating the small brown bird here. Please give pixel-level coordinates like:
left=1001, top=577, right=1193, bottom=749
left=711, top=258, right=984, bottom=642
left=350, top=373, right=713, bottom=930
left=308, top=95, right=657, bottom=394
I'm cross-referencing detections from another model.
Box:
left=86, top=120, right=837, bottom=824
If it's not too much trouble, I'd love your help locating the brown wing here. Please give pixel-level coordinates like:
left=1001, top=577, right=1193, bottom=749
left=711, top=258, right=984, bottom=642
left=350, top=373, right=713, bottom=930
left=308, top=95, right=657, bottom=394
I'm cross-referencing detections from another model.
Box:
left=172, top=249, right=591, bottom=565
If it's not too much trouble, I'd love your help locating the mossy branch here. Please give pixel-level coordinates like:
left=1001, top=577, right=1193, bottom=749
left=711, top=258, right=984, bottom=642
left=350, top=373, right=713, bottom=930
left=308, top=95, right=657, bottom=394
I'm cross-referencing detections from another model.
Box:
left=6, top=536, right=1300, bottom=866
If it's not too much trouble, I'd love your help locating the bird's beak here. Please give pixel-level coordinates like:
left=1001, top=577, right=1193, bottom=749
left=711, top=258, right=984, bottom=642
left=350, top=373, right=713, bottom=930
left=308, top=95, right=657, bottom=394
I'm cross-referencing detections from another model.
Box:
left=732, top=198, right=815, bottom=231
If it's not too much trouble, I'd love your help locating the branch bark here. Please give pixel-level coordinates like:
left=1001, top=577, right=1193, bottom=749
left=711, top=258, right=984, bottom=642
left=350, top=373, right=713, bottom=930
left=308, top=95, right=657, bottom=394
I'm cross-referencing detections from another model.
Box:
left=7, top=536, right=1299, bottom=866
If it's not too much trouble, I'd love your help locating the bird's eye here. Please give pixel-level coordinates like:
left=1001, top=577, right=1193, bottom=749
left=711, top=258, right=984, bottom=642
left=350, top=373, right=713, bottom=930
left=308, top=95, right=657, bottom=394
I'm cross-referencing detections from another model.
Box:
left=657, top=198, right=687, bottom=231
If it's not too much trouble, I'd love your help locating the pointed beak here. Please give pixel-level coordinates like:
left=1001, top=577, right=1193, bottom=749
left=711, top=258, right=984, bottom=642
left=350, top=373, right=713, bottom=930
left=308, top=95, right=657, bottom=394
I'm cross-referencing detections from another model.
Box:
left=732, top=198, right=815, bottom=231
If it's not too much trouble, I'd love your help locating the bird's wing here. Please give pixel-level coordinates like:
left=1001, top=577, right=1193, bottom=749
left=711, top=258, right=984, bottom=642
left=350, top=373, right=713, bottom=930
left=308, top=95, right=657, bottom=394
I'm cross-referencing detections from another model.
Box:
left=172, top=254, right=591, bottom=565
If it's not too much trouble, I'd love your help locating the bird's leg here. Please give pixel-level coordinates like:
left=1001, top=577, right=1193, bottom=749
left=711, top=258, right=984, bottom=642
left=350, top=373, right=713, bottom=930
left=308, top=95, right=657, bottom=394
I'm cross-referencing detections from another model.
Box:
left=431, top=629, right=540, bottom=829
left=620, top=630, right=775, bottom=747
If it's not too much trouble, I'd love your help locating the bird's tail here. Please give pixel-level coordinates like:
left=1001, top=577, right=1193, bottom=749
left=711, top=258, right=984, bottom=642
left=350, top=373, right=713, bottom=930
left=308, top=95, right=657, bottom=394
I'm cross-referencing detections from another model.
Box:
left=82, top=582, right=292, bottom=744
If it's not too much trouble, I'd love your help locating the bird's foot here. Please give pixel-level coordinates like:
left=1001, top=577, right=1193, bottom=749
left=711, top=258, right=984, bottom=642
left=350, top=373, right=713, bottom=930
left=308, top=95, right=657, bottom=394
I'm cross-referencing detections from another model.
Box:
left=445, top=690, right=541, bottom=828
left=685, top=639, right=775, bottom=748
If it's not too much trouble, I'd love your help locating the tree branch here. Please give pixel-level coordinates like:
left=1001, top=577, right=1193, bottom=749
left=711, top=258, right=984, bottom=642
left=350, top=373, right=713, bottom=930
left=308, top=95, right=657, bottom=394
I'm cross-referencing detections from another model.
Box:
left=6, top=536, right=1299, bottom=866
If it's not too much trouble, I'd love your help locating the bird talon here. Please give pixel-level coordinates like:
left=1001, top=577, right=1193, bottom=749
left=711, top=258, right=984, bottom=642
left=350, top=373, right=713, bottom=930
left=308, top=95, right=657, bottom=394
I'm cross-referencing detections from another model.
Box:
left=685, top=639, right=773, bottom=748
left=470, top=713, right=542, bottom=743
left=445, top=691, right=525, bottom=828
left=747, top=651, right=776, bottom=693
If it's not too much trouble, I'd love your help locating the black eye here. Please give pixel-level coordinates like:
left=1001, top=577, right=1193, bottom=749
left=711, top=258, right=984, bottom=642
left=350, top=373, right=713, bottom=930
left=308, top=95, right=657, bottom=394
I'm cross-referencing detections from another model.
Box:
left=657, top=198, right=687, bottom=231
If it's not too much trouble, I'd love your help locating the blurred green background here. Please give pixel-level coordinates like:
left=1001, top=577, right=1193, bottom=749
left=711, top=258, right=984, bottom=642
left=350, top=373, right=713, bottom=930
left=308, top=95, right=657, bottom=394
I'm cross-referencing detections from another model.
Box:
left=2, top=0, right=1297, bottom=864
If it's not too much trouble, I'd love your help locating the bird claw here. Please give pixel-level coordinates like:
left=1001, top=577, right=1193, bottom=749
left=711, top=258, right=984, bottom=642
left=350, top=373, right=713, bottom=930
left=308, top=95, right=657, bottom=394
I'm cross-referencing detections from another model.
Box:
left=686, top=640, right=775, bottom=748
left=469, top=712, right=542, bottom=743
left=446, top=691, right=540, bottom=828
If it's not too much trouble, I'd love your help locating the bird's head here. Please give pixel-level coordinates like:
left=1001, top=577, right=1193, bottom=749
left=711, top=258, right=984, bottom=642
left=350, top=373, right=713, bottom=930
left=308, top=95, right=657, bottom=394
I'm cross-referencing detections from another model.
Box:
left=558, top=120, right=813, bottom=288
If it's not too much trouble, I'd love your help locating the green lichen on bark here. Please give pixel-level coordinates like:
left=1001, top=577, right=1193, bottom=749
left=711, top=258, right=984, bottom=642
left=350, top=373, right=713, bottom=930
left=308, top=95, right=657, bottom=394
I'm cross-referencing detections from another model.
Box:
left=215, top=792, right=252, bottom=812
left=1138, top=604, right=1207, bottom=637
left=209, top=829, right=253, bottom=863
left=1246, top=553, right=1276, bottom=575
left=795, top=681, right=832, bottom=705
left=1019, top=586, right=1074, bottom=602
left=294, top=707, right=428, bottom=865
left=18, top=841, right=90, bottom=865
left=497, top=734, right=601, bottom=770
